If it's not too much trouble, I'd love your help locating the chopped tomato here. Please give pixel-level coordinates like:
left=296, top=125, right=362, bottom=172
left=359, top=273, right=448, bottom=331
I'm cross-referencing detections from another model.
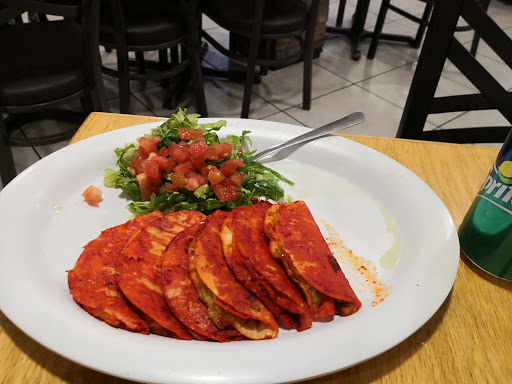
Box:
left=218, top=143, right=234, bottom=158
left=157, top=146, right=169, bottom=157
left=142, top=159, right=161, bottom=180
left=177, top=141, right=191, bottom=150
left=163, top=157, right=177, bottom=173
left=190, top=141, right=209, bottom=158
left=205, top=142, right=233, bottom=160
left=179, top=128, right=205, bottom=141
left=220, top=158, right=244, bottom=176
left=168, top=142, right=190, bottom=163
left=184, top=171, right=207, bottom=191
left=127, top=130, right=249, bottom=205
left=174, top=160, right=196, bottom=174
left=200, top=165, right=216, bottom=178
left=163, top=182, right=179, bottom=193
left=207, top=167, right=225, bottom=185
left=170, top=172, right=187, bottom=188
left=82, top=185, right=103, bottom=207
left=137, top=173, right=154, bottom=201
left=191, top=155, right=206, bottom=170
left=190, top=129, right=204, bottom=141
left=130, top=152, right=146, bottom=174
left=229, top=171, right=245, bottom=186
left=186, top=171, right=208, bottom=187
left=211, top=179, right=242, bottom=201
left=178, top=128, right=191, bottom=140
left=151, top=155, right=171, bottom=171
left=185, top=178, right=199, bottom=191
left=138, top=136, right=161, bottom=156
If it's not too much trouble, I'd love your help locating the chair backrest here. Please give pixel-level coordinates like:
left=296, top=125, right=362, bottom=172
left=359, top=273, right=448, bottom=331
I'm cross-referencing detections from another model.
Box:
left=0, top=0, right=105, bottom=112
left=397, top=0, right=512, bottom=143
left=0, top=7, right=24, bottom=24
left=101, top=0, right=199, bottom=48
left=0, top=0, right=100, bottom=56
left=0, top=0, right=81, bottom=18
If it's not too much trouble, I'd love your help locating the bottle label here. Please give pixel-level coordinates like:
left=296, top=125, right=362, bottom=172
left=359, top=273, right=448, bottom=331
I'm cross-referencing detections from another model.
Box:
left=479, top=159, right=512, bottom=215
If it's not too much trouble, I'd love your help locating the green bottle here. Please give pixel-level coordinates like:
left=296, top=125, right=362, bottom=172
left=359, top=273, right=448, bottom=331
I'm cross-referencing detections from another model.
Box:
left=459, top=130, right=512, bottom=281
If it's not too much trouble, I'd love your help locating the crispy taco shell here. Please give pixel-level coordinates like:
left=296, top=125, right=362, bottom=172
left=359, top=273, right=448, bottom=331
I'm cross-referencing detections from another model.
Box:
left=162, top=223, right=243, bottom=342
left=194, top=210, right=278, bottom=340
left=116, top=210, right=204, bottom=339
left=222, top=203, right=312, bottom=331
left=264, top=201, right=362, bottom=318
left=67, top=211, right=162, bottom=333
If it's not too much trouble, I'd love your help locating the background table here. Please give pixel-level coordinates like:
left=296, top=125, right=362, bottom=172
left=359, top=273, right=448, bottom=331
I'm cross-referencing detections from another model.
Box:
left=1, top=112, right=511, bottom=383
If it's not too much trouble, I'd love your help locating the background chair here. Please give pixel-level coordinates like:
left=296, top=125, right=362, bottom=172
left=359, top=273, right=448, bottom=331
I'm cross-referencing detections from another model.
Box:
left=396, top=0, right=512, bottom=143
left=200, top=0, right=321, bottom=118
left=0, top=0, right=107, bottom=187
left=99, top=0, right=207, bottom=116
left=367, top=0, right=488, bottom=60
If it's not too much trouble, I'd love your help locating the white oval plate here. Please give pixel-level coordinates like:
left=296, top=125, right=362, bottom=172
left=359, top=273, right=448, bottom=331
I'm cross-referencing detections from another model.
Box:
left=0, top=119, right=459, bottom=384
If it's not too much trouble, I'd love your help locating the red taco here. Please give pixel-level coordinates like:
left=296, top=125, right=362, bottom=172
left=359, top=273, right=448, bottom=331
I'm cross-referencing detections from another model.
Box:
left=264, top=201, right=362, bottom=319
left=116, top=210, right=204, bottom=339
left=193, top=210, right=279, bottom=340
left=161, top=223, right=243, bottom=342
left=67, top=211, right=162, bottom=333
left=221, top=202, right=312, bottom=331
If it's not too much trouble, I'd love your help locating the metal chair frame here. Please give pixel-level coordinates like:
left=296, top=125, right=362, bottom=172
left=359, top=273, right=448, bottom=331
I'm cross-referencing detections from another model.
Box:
left=201, top=0, right=321, bottom=118
left=100, top=0, right=208, bottom=116
left=0, top=0, right=106, bottom=186
left=397, top=0, right=512, bottom=143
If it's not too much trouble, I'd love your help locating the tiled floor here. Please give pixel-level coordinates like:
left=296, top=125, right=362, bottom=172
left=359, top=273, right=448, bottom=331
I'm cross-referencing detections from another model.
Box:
left=3, top=0, right=512, bottom=190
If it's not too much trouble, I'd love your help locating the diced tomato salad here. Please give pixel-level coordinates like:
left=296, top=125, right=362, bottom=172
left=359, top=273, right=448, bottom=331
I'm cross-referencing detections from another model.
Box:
left=128, top=128, right=245, bottom=202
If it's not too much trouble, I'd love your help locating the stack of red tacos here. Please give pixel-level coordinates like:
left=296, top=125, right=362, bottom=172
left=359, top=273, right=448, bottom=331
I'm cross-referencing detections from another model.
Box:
left=68, top=201, right=361, bottom=342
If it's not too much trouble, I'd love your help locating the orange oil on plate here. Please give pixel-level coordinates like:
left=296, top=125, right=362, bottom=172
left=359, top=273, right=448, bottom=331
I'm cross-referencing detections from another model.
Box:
left=322, top=221, right=391, bottom=307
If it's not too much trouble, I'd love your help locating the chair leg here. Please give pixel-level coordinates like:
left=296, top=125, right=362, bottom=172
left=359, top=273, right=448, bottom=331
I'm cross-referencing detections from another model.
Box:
left=469, top=0, right=491, bottom=56
left=159, top=49, right=170, bottom=88
left=241, top=40, right=260, bottom=118
left=171, top=46, right=180, bottom=63
left=116, top=48, right=131, bottom=114
left=240, top=0, right=265, bottom=119
left=302, top=26, right=316, bottom=111
left=260, top=40, right=272, bottom=76
left=397, top=0, right=464, bottom=139
left=229, top=32, right=238, bottom=53
left=81, top=93, right=94, bottom=115
left=412, top=3, right=434, bottom=49
left=367, top=0, right=391, bottom=60
left=164, top=69, right=190, bottom=111
left=189, top=46, right=209, bottom=117
left=186, top=8, right=208, bottom=117
left=88, top=54, right=109, bottom=112
left=0, top=115, right=17, bottom=187
left=335, top=0, right=347, bottom=27
left=135, top=52, right=146, bottom=74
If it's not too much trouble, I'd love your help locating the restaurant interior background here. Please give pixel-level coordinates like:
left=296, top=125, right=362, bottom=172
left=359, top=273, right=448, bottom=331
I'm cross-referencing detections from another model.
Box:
left=1, top=0, right=511, bottom=191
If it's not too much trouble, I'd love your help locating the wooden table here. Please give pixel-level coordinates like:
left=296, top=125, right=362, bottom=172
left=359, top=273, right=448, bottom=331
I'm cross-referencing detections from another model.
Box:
left=1, top=112, right=511, bottom=383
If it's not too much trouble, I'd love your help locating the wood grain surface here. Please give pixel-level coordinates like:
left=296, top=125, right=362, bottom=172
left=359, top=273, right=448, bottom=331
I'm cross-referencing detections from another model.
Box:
left=1, top=112, right=511, bottom=384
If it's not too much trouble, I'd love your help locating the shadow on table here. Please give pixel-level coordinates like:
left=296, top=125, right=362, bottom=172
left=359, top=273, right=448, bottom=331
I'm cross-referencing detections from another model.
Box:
left=0, top=311, right=137, bottom=384
left=460, top=251, right=512, bottom=291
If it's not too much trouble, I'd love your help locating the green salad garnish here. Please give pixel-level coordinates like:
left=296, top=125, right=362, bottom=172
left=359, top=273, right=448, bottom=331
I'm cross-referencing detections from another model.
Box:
left=104, top=109, right=293, bottom=215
